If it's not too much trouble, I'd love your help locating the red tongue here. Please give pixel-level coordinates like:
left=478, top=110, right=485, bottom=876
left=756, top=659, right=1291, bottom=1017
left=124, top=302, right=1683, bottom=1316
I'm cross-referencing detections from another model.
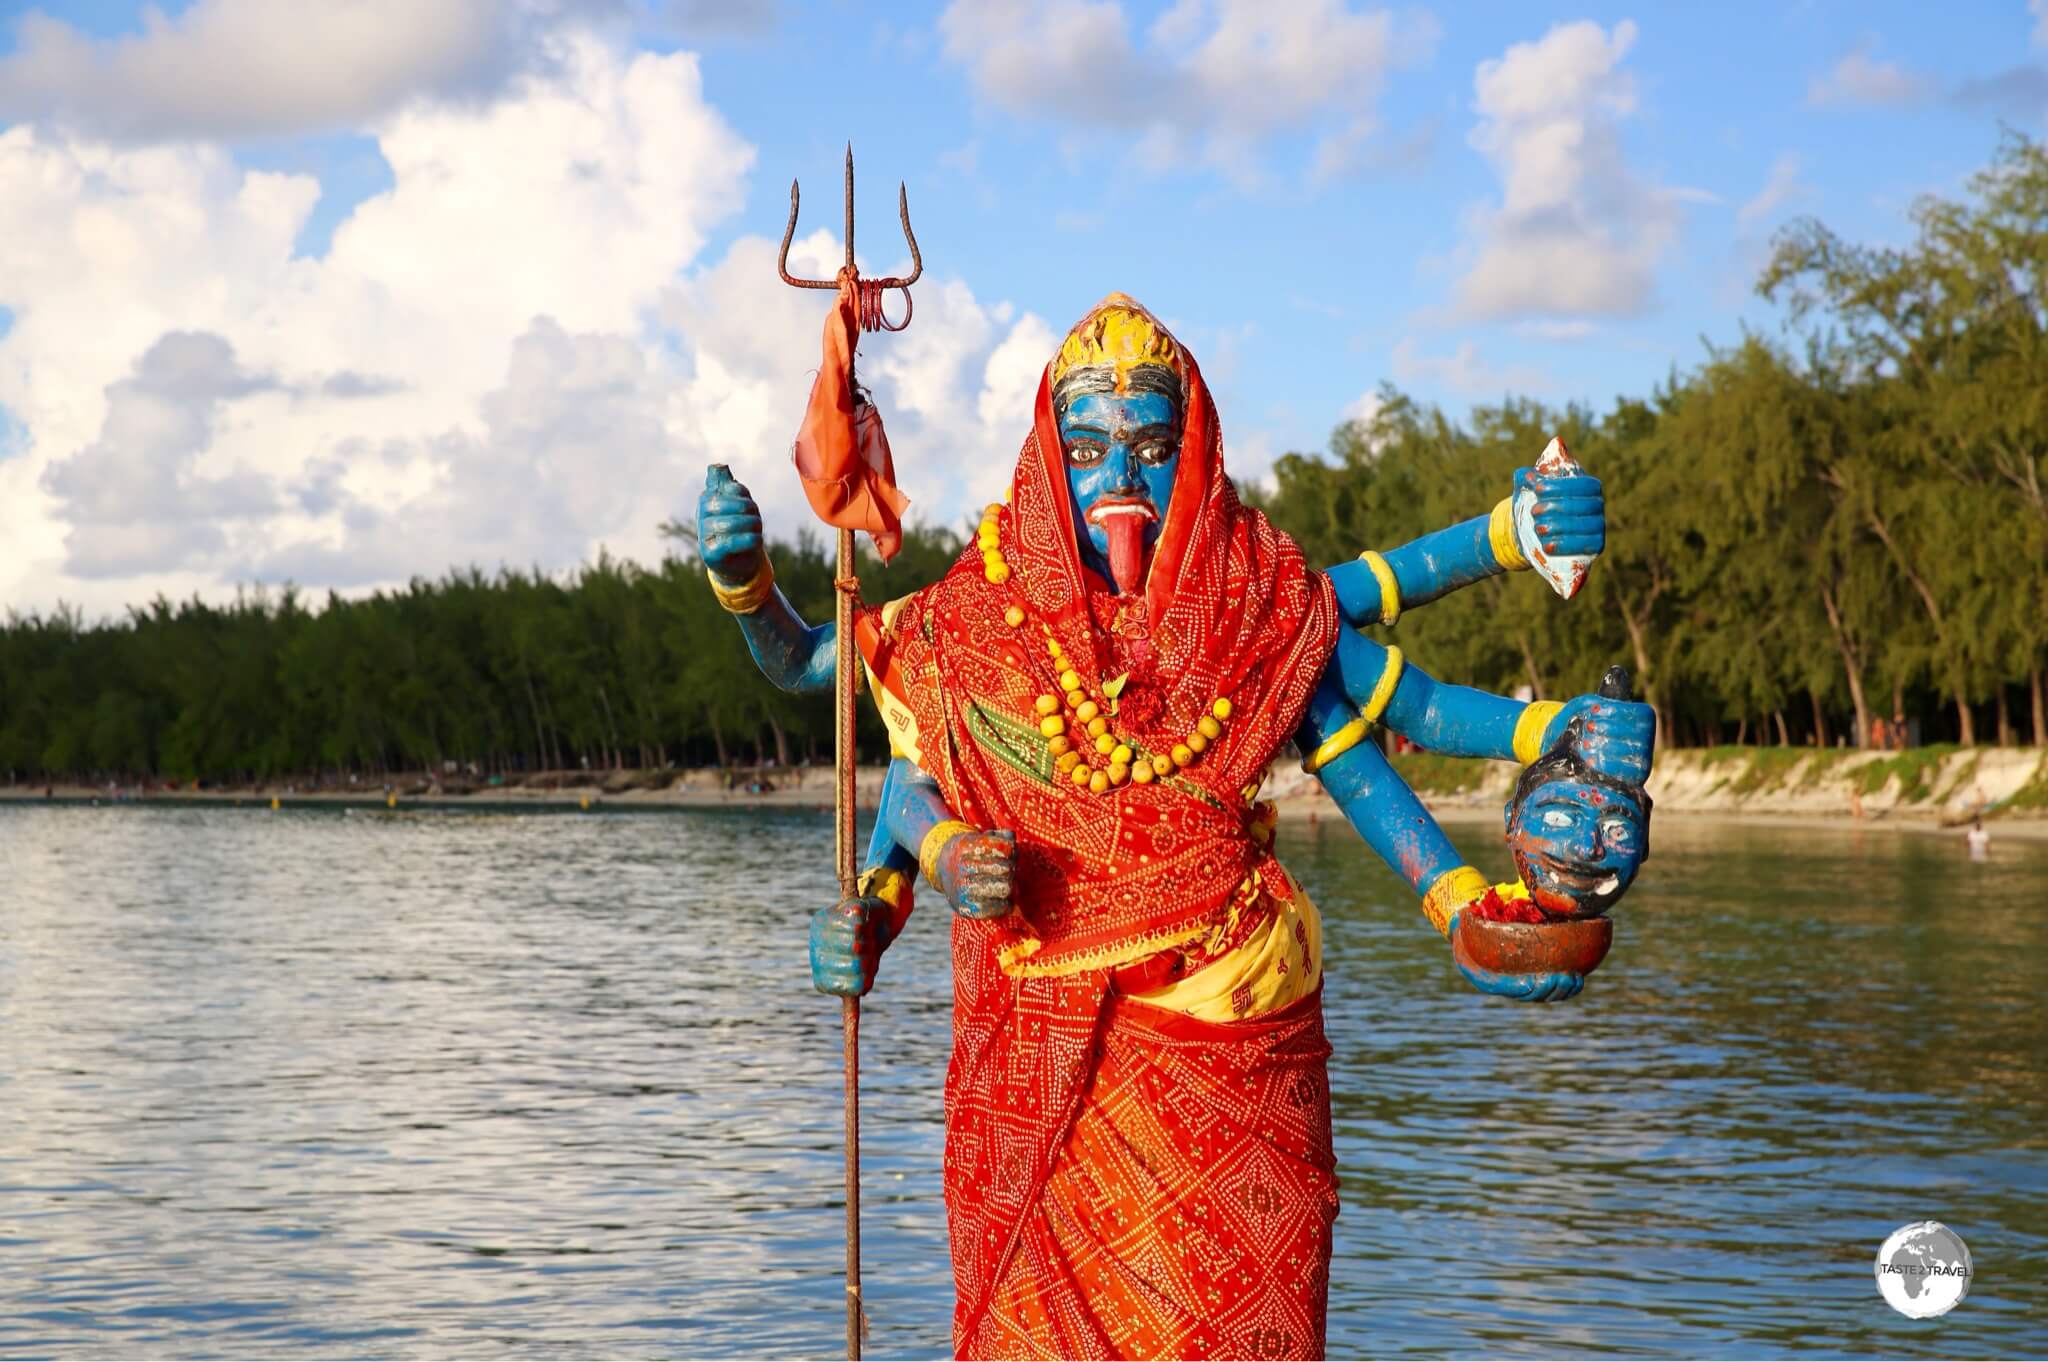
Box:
left=1103, top=514, right=1146, bottom=595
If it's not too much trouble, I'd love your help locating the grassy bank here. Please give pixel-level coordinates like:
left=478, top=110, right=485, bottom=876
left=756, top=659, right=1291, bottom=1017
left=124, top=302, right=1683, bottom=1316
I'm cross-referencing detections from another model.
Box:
left=1375, top=743, right=2048, bottom=826
left=12, top=747, right=2047, bottom=827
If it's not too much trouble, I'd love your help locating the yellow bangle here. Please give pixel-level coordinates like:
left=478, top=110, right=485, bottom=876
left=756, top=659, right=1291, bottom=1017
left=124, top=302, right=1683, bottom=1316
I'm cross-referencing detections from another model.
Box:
left=1302, top=715, right=1372, bottom=775
left=1423, top=864, right=1490, bottom=937
left=918, top=819, right=974, bottom=890
left=1301, top=646, right=1405, bottom=775
left=1358, top=550, right=1400, bottom=627
left=708, top=559, right=776, bottom=614
left=1489, top=497, right=1528, bottom=572
left=857, top=863, right=912, bottom=910
left=1514, top=700, right=1565, bottom=765
left=1362, top=644, right=1404, bottom=726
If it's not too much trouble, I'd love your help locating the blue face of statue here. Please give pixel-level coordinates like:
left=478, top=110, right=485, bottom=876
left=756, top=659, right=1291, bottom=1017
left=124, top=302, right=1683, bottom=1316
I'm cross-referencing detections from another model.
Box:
left=1057, top=390, right=1180, bottom=595
left=1505, top=778, right=1647, bottom=918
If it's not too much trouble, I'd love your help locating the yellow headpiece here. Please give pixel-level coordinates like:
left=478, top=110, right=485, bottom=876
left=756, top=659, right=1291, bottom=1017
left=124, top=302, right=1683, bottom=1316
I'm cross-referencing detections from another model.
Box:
left=1050, top=292, right=1185, bottom=394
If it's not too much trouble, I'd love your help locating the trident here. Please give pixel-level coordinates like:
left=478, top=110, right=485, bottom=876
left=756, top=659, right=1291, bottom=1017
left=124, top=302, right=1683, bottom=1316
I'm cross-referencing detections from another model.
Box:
left=777, top=145, right=920, bottom=1362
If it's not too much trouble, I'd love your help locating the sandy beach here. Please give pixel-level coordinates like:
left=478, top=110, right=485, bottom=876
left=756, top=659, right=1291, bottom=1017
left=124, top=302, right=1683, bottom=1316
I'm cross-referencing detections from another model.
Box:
left=14, top=744, right=2048, bottom=840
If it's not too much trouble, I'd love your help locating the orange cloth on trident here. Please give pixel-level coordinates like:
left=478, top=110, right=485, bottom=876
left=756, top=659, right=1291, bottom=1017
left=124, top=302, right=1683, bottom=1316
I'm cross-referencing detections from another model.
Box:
left=792, top=281, right=910, bottom=561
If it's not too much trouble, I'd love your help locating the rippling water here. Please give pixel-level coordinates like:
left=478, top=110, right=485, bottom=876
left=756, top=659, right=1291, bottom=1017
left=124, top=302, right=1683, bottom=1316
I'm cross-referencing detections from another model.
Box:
left=2, top=803, right=2044, bottom=1358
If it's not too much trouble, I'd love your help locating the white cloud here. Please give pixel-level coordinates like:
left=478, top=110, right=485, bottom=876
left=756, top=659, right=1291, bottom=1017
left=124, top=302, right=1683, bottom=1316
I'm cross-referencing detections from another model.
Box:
left=937, top=0, right=1437, bottom=184
left=40, top=332, right=284, bottom=578
left=658, top=234, right=1053, bottom=545
left=1391, top=337, right=1550, bottom=396
left=1807, top=40, right=1933, bottom=109
left=1737, top=152, right=1808, bottom=234
left=1341, top=390, right=1385, bottom=426
left=1513, top=319, right=1597, bottom=340
left=1224, top=427, right=1282, bottom=493
left=1333, top=389, right=1394, bottom=457
left=1450, top=20, right=1695, bottom=322
left=0, top=0, right=622, bottom=143
left=0, top=31, right=1051, bottom=614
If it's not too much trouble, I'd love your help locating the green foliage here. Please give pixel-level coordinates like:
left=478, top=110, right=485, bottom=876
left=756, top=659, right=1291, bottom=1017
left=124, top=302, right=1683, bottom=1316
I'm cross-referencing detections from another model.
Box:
left=1850, top=745, right=1963, bottom=801
left=1796, top=749, right=1855, bottom=788
left=1725, top=748, right=1817, bottom=797
left=1260, top=133, right=2048, bottom=753
left=0, top=527, right=967, bottom=783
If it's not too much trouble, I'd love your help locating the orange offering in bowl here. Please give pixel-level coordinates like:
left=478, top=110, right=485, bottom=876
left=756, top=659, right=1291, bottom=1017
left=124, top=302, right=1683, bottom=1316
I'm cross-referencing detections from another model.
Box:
left=1454, top=881, right=1615, bottom=977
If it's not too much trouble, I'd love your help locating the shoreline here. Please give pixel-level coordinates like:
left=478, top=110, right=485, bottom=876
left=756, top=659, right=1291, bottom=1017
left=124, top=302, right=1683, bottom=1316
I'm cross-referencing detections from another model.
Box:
left=11, top=767, right=2048, bottom=841
left=1400, top=801, right=2048, bottom=842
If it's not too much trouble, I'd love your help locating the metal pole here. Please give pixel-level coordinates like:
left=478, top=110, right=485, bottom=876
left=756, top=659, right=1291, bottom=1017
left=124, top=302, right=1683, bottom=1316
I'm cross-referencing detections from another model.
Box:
left=837, top=525, right=862, bottom=1360
left=837, top=143, right=864, bottom=1362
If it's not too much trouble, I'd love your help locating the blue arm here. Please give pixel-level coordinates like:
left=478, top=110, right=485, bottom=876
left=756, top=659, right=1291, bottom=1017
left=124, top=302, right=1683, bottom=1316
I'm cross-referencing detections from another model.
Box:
left=697, top=464, right=837, bottom=695
left=1324, top=468, right=1604, bottom=627
left=1298, top=674, right=1466, bottom=901
left=1327, top=594, right=1657, bottom=783
left=730, top=589, right=838, bottom=695
left=1328, top=512, right=1498, bottom=624
left=812, top=757, right=925, bottom=998
left=877, top=759, right=1015, bottom=920
left=811, top=756, right=1017, bottom=997
left=863, top=757, right=924, bottom=880
left=1301, top=646, right=1589, bottom=1003
left=1327, top=629, right=1529, bottom=761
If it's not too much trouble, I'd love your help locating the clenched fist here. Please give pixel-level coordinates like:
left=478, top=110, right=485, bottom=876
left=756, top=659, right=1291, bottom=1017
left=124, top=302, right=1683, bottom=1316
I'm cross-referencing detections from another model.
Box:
left=930, top=828, right=1017, bottom=920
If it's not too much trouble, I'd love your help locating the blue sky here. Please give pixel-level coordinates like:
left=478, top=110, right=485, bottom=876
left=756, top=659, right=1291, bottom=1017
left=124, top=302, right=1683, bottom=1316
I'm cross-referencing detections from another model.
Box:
left=0, top=0, right=2040, bottom=613
left=660, top=0, right=2034, bottom=438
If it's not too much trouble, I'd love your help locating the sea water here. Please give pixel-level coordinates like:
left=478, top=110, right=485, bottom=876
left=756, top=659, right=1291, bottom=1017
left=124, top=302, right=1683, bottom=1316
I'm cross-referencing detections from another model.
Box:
left=2, top=803, right=2044, bottom=1357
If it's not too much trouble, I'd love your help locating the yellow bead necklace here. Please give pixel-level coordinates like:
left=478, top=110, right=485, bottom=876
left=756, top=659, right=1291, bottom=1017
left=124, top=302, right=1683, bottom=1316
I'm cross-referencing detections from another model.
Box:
left=978, top=501, right=1233, bottom=794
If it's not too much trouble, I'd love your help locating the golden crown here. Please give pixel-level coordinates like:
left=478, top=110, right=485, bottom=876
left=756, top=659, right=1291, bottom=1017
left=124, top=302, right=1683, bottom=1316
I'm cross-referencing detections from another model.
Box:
left=1050, top=293, right=1185, bottom=393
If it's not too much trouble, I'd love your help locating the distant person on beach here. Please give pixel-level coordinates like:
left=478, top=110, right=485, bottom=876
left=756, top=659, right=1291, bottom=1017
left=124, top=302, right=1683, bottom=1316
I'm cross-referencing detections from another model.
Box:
left=1965, top=818, right=1990, bottom=861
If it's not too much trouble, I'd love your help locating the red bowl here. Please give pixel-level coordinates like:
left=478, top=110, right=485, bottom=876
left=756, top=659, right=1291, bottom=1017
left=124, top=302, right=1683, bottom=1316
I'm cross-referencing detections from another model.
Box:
left=1454, top=912, right=1613, bottom=977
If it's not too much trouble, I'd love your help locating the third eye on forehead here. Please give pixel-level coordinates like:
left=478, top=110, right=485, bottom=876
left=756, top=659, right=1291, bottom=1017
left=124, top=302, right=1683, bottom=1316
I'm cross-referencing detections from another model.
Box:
left=1063, top=419, right=1176, bottom=446
left=1061, top=393, right=1177, bottom=433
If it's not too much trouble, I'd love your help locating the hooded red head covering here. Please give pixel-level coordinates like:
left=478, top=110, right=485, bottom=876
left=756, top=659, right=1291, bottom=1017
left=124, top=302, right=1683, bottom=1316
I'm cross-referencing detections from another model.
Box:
left=859, top=295, right=1339, bottom=974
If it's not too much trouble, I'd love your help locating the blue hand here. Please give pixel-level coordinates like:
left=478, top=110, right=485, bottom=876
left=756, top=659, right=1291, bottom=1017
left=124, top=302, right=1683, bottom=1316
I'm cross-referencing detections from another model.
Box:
left=1448, top=912, right=1586, bottom=1002
left=1542, top=693, right=1655, bottom=786
left=1512, top=465, right=1604, bottom=560
left=698, top=464, right=765, bottom=582
left=697, top=462, right=839, bottom=693
left=929, top=827, right=1017, bottom=919
left=809, top=896, right=895, bottom=997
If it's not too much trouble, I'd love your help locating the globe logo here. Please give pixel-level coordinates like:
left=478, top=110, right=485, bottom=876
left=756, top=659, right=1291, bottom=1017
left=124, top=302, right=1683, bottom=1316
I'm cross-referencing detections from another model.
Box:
left=1875, top=1221, right=1972, bottom=1319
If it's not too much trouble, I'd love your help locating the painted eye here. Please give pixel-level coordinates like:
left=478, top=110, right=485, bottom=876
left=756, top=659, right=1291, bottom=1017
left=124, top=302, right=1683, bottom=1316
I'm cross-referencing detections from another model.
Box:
left=1133, top=440, right=1174, bottom=466
left=1601, top=819, right=1631, bottom=843
left=1541, top=810, right=1572, bottom=829
left=1063, top=440, right=1105, bottom=468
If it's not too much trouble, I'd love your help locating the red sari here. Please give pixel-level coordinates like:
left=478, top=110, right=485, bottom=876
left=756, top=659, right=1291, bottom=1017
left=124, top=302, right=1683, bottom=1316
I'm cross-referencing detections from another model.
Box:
left=859, top=332, right=1342, bottom=1359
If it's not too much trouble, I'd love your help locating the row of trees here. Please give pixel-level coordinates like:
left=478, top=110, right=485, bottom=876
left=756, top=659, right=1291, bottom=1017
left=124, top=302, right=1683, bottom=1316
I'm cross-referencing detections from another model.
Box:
left=1263, top=132, right=2048, bottom=752
left=2, top=137, right=2043, bottom=783
left=0, top=529, right=958, bottom=785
